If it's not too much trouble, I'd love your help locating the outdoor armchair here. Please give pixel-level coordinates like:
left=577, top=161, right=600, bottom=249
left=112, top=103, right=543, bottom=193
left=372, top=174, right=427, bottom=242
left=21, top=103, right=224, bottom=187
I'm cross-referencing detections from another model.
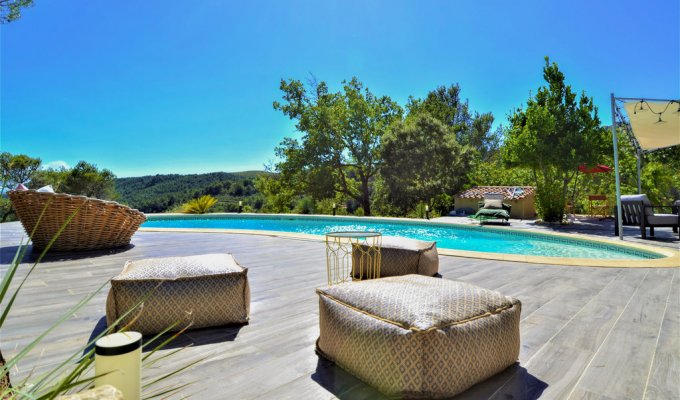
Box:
left=615, top=194, right=679, bottom=239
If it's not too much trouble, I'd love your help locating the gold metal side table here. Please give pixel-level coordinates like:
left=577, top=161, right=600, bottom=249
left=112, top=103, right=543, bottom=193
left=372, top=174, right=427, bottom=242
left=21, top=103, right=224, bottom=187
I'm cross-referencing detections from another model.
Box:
left=325, top=231, right=382, bottom=285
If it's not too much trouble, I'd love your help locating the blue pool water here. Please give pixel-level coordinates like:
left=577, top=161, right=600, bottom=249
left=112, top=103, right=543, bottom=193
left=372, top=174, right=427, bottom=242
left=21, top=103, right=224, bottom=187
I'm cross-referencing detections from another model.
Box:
left=142, top=215, right=663, bottom=260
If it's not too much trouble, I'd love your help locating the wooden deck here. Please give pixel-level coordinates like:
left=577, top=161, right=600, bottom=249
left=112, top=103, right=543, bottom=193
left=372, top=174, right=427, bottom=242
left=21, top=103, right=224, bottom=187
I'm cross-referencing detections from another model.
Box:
left=1, top=221, right=678, bottom=399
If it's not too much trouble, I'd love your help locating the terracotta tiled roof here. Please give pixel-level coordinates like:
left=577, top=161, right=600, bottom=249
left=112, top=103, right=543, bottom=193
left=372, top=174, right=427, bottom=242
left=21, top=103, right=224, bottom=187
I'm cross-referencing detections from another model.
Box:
left=456, top=186, right=536, bottom=200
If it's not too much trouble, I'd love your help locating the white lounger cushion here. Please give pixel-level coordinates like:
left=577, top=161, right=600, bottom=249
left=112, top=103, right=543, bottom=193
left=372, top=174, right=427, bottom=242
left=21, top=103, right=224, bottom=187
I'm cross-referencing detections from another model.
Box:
left=646, top=214, right=678, bottom=225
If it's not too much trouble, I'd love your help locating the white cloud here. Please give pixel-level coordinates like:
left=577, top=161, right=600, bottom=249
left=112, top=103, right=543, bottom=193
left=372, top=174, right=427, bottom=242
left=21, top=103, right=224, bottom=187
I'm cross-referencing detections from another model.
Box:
left=43, top=160, right=70, bottom=170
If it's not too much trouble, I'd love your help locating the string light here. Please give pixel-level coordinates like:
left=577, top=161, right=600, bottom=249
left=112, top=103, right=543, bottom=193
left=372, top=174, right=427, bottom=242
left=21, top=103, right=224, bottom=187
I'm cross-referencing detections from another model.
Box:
left=632, top=99, right=676, bottom=123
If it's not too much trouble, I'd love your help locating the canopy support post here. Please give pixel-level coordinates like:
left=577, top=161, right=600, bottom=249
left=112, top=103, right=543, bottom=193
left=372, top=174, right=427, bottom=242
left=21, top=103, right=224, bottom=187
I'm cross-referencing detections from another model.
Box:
left=636, top=150, right=642, bottom=194
left=611, top=93, right=624, bottom=240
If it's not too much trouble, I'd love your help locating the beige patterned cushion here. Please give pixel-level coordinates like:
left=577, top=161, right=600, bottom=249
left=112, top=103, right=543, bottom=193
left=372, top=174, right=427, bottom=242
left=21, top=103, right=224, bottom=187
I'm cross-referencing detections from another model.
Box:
left=353, top=236, right=438, bottom=278
left=483, top=198, right=504, bottom=209
left=317, top=275, right=521, bottom=399
left=106, top=254, right=250, bottom=335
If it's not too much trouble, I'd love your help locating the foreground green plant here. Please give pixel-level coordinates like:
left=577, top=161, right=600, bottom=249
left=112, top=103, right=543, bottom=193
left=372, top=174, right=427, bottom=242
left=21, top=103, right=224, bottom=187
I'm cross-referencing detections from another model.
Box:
left=1, top=203, right=202, bottom=399
left=182, top=195, right=218, bottom=214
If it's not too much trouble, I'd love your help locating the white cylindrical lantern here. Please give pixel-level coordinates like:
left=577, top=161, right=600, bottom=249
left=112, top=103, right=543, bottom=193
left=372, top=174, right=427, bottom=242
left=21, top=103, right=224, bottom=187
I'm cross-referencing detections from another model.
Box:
left=238, top=200, right=243, bottom=206
left=95, top=332, right=142, bottom=400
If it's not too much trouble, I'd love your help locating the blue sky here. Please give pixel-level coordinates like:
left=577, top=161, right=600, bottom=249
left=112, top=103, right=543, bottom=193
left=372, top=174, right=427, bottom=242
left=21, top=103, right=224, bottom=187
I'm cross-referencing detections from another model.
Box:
left=2, top=0, right=678, bottom=177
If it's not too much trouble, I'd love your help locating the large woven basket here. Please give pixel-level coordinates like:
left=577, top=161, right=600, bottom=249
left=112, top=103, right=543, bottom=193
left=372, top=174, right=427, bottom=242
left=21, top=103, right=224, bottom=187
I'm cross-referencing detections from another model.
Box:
left=8, top=190, right=146, bottom=252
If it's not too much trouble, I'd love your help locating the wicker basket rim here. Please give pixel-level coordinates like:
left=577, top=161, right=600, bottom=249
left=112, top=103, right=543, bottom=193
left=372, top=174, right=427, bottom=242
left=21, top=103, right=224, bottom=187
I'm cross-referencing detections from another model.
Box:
left=8, top=189, right=145, bottom=216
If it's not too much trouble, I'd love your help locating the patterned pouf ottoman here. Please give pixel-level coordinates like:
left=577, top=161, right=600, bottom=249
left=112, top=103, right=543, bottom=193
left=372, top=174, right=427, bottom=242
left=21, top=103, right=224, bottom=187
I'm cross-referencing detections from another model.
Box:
left=353, top=236, right=439, bottom=277
left=106, top=254, right=250, bottom=335
left=316, top=274, right=521, bottom=399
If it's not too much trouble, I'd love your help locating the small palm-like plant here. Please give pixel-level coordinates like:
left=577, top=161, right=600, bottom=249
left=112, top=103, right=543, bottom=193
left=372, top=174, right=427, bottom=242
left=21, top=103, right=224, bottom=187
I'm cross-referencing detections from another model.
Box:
left=182, top=195, right=218, bottom=214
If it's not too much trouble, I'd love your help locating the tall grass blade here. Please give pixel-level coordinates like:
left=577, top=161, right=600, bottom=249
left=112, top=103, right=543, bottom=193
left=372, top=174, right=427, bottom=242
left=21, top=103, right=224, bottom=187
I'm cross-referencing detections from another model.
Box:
left=2, top=279, right=106, bottom=373
left=0, top=203, right=82, bottom=328
left=143, top=381, right=194, bottom=399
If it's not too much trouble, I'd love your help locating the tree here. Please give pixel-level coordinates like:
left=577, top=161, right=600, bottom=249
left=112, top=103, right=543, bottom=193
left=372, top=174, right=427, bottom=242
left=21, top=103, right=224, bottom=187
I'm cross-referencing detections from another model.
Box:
left=0, top=152, right=41, bottom=192
left=468, top=152, right=533, bottom=188
left=230, top=182, right=244, bottom=196
left=0, top=152, right=9, bottom=193
left=273, top=77, right=403, bottom=215
left=578, top=128, right=680, bottom=210
left=407, top=84, right=501, bottom=161
left=0, top=0, right=33, bottom=24
left=503, top=57, right=607, bottom=222
left=0, top=152, right=41, bottom=221
left=254, top=174, right=294, bottom=213
left=29, top=167, right=70, bottom=192
left=381, top=114, right=473, bottom=214
left=60, top=161, right=117, bottom=199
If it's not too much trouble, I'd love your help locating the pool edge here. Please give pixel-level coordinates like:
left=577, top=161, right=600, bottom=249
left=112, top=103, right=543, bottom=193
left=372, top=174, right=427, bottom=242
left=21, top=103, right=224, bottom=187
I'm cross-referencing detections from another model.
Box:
left=138, top=219, right=679, bottom=268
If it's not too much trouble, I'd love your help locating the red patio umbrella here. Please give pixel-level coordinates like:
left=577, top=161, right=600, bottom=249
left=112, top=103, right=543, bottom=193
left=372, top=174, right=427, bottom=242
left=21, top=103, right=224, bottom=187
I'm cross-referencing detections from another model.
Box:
left=578, top=164, right=613, bottom=174
left=569, top=164, right=613, bottom=214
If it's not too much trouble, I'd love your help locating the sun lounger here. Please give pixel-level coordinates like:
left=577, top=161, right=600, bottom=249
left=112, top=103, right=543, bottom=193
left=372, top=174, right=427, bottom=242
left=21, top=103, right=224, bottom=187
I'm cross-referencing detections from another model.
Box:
left=8, top=190, right=146, bottom=252
left=471, top=193, right=511, bottom=223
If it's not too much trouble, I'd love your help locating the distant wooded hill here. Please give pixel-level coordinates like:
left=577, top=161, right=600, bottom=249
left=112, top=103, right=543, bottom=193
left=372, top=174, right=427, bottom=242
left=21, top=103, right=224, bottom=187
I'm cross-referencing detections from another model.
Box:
left=115, top=171, right=269, bottom=213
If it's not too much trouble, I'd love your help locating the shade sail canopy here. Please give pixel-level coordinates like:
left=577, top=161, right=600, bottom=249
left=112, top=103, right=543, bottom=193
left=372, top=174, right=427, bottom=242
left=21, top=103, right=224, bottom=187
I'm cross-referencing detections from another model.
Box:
left=623, top=101, right=680, bottom=151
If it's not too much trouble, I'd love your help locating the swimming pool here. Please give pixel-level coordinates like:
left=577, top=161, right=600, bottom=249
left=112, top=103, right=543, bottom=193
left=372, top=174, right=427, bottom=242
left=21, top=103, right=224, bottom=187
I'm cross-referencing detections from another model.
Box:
left=142, top=214, right=666, bottom=261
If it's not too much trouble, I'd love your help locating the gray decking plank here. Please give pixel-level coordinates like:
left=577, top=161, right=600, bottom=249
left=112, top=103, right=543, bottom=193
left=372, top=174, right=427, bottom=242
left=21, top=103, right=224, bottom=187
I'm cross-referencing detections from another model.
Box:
left=565, top=268, right=675, bottom=399
left=0, top=223, right=677, bottom=399
left=642, top=268, right=679, bottom=400
left=491, top=268, right=649, bottom=399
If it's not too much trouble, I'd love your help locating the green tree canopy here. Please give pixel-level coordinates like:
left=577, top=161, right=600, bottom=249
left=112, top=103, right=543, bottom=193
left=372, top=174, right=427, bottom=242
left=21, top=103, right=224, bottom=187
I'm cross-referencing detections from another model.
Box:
left=503, top=57, right=607, bottom=222
left=0, top=152, right=41, bottom=192
left=272, top=77, right=403, bottom=215
left=468, top=153, right=533, bottom=188
left=28, top=167, right=69, bottom=192
left=575, top=128, right=680, bottom=210
left=381, top=114, right=473, bottom=214
left=60, top=161, right=117, bottom=199
left=254, top=173, right=295, bottom=213
left=0, top=0, right=33, bottom=23
left=0, top=152, right=41, bottom=221
left=407, top=84, right=501, bottom=161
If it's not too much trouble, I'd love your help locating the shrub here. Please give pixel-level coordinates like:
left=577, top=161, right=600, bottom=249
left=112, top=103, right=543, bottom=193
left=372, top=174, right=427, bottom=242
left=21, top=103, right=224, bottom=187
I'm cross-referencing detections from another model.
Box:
left=182, top=195, right=218, bottom=214
left=315, top=198, right=347, bottom=215
left=406, top=202, right=428, bottom=219
left=535, top=179, right=565, bottom=223
left=430, top=193, right=453, bottom=217
left=293, top=196, right=315, bottom=214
